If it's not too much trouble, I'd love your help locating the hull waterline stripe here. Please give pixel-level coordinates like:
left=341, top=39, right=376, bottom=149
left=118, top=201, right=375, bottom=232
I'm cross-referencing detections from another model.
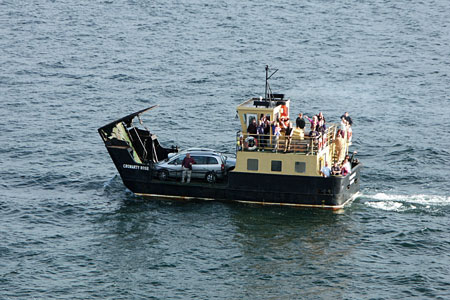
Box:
left=135, top=192, right=361, bottom=210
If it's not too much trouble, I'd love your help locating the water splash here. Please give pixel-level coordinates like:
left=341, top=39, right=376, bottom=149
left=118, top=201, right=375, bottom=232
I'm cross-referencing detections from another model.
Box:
left=363, top=193, right=450, bottom=212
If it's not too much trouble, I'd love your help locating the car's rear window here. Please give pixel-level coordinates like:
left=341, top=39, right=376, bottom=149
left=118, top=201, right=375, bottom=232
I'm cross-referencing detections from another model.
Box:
left=192, top=156, right=207, bottom=164
left=207, top=157, right=219, bottom=165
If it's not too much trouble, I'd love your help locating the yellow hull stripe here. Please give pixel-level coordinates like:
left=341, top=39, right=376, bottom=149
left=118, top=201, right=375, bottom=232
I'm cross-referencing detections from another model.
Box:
left=135, top=192, right=360, bottom=210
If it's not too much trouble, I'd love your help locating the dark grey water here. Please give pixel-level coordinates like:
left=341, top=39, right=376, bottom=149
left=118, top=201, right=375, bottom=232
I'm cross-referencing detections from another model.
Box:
left=1, top=0, right=450, bottom=299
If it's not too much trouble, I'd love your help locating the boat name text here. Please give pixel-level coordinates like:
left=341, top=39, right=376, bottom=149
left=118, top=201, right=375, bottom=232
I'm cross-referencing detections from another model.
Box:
left=123, top=164, right=149, bottom=171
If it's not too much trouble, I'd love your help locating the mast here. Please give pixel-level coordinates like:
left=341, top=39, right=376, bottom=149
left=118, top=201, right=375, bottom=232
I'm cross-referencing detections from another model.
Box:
left=265, top=65, right=269, bottom=101
left=264, top=65, right=278, bottom=105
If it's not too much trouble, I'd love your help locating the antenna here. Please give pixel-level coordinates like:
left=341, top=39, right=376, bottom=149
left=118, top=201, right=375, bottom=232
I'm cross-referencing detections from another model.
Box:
left=264, top=65, right=278, bottom=104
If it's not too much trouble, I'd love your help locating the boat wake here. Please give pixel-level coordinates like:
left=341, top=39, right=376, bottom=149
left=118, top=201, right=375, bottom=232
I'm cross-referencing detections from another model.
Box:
left=362, top=193, right=450, bottom=212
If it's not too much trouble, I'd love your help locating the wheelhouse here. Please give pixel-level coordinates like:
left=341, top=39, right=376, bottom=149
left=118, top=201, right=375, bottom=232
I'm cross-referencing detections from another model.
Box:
left=235, top=96, right=349, bottom=178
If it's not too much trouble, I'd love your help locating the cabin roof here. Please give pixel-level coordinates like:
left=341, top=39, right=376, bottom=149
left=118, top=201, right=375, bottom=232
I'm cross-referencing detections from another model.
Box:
left=237, top=98, right=289, bottom=112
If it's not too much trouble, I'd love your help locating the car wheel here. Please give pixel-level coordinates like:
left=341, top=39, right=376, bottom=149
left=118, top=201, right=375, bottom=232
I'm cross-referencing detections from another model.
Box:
left=158, top=169, right=169, bottom=181
left=205, top=172, right=217, bottom=184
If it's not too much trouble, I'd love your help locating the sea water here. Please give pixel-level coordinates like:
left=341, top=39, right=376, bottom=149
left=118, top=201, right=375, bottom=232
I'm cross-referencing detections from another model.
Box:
left=1, top=0, right=449, bottom=299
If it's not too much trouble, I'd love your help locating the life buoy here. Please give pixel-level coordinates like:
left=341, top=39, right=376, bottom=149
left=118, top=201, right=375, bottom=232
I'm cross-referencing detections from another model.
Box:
left=244, top=136, right=258, bottom=151
left=280, top=105, right=289, bottom=118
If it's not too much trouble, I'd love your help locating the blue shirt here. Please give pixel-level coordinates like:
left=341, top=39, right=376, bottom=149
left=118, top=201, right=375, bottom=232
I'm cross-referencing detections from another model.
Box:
left=321, top=166, right=331, bottom=177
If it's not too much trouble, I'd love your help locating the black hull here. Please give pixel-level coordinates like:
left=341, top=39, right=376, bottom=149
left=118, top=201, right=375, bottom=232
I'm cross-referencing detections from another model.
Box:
left=100, top=117, right=361, bottom=210
left=116, top=159, right=361, bottom=210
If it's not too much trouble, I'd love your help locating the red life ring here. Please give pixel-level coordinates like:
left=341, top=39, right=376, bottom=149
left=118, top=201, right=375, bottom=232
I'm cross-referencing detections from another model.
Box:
left=244, top=136, right=258, bottom=151
left=280, top=105, right=289, bottom=119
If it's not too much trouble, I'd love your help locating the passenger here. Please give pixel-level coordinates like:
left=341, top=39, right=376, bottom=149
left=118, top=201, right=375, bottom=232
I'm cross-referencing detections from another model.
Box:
left=341, top=112, right=353, bottom=126
left=343, top=155, right=352, bottom=173
left=257, top=119, right=265, bottom=150
left=340, top=116, right=348, bottom=139
left=181, top=153, right=196, bottom=183
left=263, top=118, right=271, bottom=150
left=334, top=130, right=346, bottom=163
left=305, top=115, right=319, bottom=132
left=247, top=118, right=258, bottom=149
left=238, top=133, right=244, bottom=151
left=340, top=164, right=349, bottom=176
left=320, top=161, right=331, bottom=178
left=295, top=113, right=306, bottom=140
left=296, top=113, right=306, bottom=130
left=331, top=162, right=341, bottom=176
left=347, top=123, right=353, bottom=143
left=247, top=119, right=258, bottom=136
left=349, top=151, right=358, bottom=163
left=283, top=121, right=293, bottom=152
left=317, top=112, right=326, bottom=124
left=340, top=156, right=351, bottom=176
left=272, top=121, right=281, bottom=152
left=317, top=118, right=326, bottom=135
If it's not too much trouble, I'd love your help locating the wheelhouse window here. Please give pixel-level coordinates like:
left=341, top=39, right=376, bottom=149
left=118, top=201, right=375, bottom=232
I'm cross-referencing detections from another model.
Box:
left=247, top=159, right=258, bottom=171
left=271, top=160, right=282, bottom=172
left=244, top=113, right=257, bottom=129
left=295, top=162, right=306, bottom=173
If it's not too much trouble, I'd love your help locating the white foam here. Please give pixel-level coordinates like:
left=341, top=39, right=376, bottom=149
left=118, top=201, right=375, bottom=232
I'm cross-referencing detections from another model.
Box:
left=369, top=193, right=450, bottom=205
left=363, top=193, right=450, bottom=211
left=365, top=200, right=404, bottom=211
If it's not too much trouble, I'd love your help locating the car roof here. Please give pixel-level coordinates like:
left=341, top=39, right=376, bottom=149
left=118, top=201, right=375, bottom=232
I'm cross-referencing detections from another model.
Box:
left=180, top=148, right=221, bottom=155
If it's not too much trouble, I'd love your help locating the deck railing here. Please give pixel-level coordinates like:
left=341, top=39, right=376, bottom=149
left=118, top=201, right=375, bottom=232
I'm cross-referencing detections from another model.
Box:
left=236, top=124, right=338, bottom=155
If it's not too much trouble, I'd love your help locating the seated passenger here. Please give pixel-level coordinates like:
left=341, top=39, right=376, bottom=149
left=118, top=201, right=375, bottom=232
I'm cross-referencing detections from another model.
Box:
left=340, top=165, right=349, bottom=176
left=320, top=161, right=331, bottom=178
left=331, top=162, right=341, bottom=176
left=340, top=156, right=351, bottom=176
left=343, top=155, right=352, bottom=173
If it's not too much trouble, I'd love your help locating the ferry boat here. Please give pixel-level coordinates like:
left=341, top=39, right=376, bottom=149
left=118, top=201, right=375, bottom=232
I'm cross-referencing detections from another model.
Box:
left=98, top=67, right=361, bottom=209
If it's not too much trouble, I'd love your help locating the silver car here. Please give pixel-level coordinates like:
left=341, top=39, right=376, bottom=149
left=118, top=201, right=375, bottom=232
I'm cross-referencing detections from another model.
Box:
left=154, top=148, right=236, bottom=183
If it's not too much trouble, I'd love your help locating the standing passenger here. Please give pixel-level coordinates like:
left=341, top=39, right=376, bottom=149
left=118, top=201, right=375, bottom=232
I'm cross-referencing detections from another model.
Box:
left=181, top=153, right=196, bottom=183
left=257, top=119, right=265, bottom=150
left=341, top=112, right=353, bottom=126
left=340, top=116, right=348, bottom=139
left=347, top=123, right=353, bottom=143
left=334, top=130, right=346, bottom=163
left=272, top=121, right=281, bottom=152
left=296, top=113, right=306, bottom=130
left=283, top=121, right=293, bottom=152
